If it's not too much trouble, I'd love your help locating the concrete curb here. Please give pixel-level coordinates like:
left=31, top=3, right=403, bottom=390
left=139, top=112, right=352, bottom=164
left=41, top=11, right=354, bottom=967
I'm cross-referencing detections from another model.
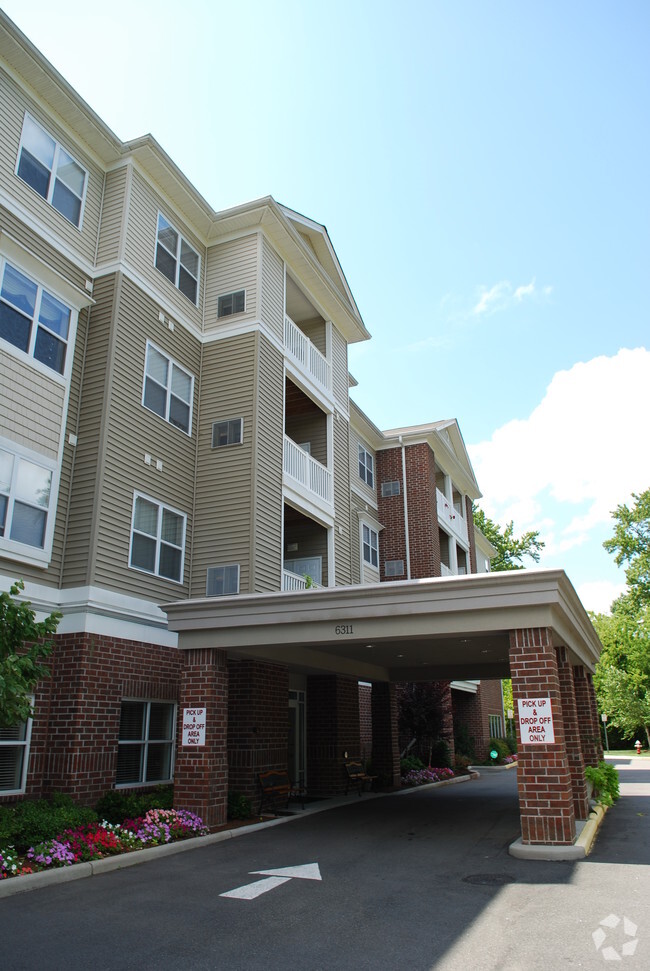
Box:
left=508, top=803, right=609, bottom=861
left=0, top=774, right=478, bottom=898
left=468, top=761, right=518, bottom=773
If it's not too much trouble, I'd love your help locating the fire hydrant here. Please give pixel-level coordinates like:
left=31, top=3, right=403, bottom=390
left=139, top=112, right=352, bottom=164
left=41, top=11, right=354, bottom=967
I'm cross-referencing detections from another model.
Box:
left=635, top=740, right=642, bottom=755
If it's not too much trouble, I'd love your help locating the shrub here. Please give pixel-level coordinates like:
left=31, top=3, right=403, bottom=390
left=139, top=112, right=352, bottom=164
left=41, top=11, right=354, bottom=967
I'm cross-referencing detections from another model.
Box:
left=585, top=761, right=620, bottom=807
left=227, top=792, right=252, bottom=820
left=454, top=753, right=473, bottom=772
left=95, top=785, right=173, bottom=824
left=400, top=756, right=425, bottom=774
left=454, top=724, right=476, bottom=760
left=0, top=798, right=97, bottom=853
left=428, top=739, right=451, bottom=769
left=505, top=734, right=518, bottom=754
left=487, top=738, right=511, bottom=764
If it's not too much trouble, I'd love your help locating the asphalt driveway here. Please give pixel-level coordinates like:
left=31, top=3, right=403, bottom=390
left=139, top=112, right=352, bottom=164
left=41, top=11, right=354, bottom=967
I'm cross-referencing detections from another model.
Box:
left=1, top=760, right=649, bottom=970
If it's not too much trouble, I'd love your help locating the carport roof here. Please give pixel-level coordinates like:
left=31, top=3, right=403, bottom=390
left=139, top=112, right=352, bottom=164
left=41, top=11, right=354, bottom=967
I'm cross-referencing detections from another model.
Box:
left=163, top=569, right=602, bottom=683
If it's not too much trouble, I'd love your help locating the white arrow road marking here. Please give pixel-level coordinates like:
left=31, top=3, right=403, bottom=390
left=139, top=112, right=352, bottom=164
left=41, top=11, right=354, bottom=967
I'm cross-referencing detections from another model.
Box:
left=220, top=876, right=291, bottom=900
left=220, top=863, right=322, bottom=900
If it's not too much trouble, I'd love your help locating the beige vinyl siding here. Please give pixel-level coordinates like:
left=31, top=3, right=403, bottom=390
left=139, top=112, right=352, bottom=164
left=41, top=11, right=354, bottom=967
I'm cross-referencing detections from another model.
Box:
left=0, top=204, right=89, bottom=291
left=252, top=335, right=283, bottom=591
left=0, top=355, right=65, bottom=459
left=260, top=235, right=283, bottom=342
left=124, top=169, right=204, bottom=329
left=91, top=274, right=199, bottom=597
left=333, top=411, right=352, bottom=586
left=349, top=425, right=377, bottom=506
left=191, top=333, right=257, bottom=596
left=96, top=166, right=128, bottom=265
left=62, top=274, right=117, bottom=586
left=331, top=323, right=349, bottom=412
left=285, top=411, right=327, bottom=467
left=204, top=234, right=258, bottom=335
left=0, top=68, right=103, bottom=264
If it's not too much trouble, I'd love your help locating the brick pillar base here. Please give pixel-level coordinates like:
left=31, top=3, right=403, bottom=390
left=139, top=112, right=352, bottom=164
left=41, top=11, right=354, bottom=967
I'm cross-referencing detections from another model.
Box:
left=174, top=648, right=228, bottom=827
left=557, top=647, right=590, bottom=820
left=574, top=666, right=602, bottom=768
left=510, top=628, right=576, bottom=845
left=307, top=675, right=361, bottom=796
left=227, top=660, right=289, bottom=804
left=371, top=682, right=401, bottom=788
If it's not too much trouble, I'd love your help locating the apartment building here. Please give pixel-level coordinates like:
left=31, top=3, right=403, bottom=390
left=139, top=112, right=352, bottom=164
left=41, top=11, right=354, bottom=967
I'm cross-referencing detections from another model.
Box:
left=0, top=13, right=604, bottom=851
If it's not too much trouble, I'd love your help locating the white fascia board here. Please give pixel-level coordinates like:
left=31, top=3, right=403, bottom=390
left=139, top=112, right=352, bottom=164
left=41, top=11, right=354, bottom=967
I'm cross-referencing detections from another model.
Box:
left=349, top=399, right=386, bottom=450
left=450, top=680, right=480, bottom=694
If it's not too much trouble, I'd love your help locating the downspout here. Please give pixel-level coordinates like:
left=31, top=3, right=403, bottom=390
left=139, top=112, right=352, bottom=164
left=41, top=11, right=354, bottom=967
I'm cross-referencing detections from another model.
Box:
left=399, top=436, right=411, bottom=579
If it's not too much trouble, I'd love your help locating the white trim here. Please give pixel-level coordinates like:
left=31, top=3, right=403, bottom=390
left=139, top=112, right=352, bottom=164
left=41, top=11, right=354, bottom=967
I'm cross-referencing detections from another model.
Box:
left=0, top=230, right=94, bottom=312
left=0, top=436, right=59, bottom=568
left=0, top=695, right=33, bottom=795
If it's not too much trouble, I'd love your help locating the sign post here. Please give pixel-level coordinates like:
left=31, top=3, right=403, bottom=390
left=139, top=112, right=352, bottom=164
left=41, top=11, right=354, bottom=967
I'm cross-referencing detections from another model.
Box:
left=601, top=713, right=609, bottom=752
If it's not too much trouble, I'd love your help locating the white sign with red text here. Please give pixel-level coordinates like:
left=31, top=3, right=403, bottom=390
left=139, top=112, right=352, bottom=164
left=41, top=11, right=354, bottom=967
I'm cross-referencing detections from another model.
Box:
left=182, top=707, right=206, bottom=746
left=518, top=697, right=555, bottom=744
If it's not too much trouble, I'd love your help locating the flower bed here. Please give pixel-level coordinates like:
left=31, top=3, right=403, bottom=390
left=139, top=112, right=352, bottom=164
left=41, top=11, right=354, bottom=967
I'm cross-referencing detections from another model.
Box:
left=401, top=766, right=455, bottom=787
left=1, top=809, right=208, bottom=880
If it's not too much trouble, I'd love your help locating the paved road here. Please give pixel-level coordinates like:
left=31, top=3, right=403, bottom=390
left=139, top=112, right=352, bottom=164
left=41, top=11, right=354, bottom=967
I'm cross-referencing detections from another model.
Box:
left=1, top=759, right=649, bottom=970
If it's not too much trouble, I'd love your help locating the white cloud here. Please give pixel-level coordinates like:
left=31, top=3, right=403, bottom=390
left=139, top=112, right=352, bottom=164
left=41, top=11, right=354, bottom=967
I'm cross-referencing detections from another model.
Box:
left=576, top=580, right=626, bottom=615
left=472, top=278, right=543, bottom=317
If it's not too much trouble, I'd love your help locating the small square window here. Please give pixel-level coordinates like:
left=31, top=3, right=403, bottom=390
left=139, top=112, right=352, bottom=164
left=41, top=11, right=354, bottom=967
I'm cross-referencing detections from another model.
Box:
left=217, top=290, right=245, bottom=318
left=211, top=418, right=243, bottom=448
left=206, top=564, right=240, bottom=596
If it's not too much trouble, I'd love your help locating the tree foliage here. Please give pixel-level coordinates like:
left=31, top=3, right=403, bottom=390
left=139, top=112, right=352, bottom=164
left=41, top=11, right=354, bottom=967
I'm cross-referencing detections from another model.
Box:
left=603, top=489, right=650, bottom=612
left=0, top=580, right=61, bottom=728
left=473, top=507, right=545, bottom=572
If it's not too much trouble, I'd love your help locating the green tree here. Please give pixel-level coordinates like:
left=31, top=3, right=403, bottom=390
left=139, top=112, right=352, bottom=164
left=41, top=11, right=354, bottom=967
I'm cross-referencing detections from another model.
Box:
left=473, top=507, right=545, bottom=572
left=0, top=579, right=61, bottom=728
left=603, top=489, right=650, bottom=612
left=592, top=608, right=650, bottom=747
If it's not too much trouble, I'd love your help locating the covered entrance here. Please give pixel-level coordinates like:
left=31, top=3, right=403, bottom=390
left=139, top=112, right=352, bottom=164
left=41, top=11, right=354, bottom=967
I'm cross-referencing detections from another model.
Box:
left=164, top=568, right=602, bottom=852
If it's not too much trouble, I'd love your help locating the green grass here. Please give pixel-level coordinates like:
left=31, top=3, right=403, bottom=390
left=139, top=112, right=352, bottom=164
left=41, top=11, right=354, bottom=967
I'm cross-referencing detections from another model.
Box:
left=604, top=748, right=649, bottom=757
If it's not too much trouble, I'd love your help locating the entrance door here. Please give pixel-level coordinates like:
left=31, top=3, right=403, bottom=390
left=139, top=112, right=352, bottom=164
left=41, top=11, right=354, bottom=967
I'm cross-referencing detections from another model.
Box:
left=288, top=689, right=306, bottom=788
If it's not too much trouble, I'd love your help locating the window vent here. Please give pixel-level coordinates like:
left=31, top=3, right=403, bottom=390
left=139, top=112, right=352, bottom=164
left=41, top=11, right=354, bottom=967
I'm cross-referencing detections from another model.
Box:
left=385, top=559, right=404, bottom=577
left=381, top=480, right=400, bottom=497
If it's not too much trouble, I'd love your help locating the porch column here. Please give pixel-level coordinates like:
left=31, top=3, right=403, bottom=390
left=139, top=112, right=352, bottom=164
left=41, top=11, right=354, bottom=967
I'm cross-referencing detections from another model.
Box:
left=307, top=675, right=361, bottom=796
left=509, top=628, right=576, bottom=845
left=574, top=666, right=603, bottom=768
left=556, top=647, right=590, bottom=820
left=174, top=648, right=228, bottom=827
left=371, top=682, right=401, bottom=788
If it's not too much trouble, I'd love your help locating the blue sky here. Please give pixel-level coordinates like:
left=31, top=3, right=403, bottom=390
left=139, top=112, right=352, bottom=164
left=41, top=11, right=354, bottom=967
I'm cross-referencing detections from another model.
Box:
left=4, top=1, right=649, bottom=611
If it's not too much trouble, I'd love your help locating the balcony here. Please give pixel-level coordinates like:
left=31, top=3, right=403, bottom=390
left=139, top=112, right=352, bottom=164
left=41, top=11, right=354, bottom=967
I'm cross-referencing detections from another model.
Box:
left=284, top=315, right=331, bottom=398
left=436, top=488, right=469, bottom=544
left=282, top=569, right=322, bottom=591
left=283, top=435, right=333, bottom=522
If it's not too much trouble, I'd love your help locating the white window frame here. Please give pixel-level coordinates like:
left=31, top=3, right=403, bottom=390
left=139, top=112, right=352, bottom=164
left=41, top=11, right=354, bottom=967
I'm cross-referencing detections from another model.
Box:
left=0, top=437, right=58, bottom=568
left=206, top=564, right=240, bottom=597
left=358, top=444, right=374, bottom=489
left=129, top=492, right=187, bottom=584
left=155, top=213, right=200, bottom=305
left=217, top=289, right=245, bottom=318
left=16, top=113, right=88, bottom=229
left=211, top=418, right=243, bottom=448
left=362, top=523, right=379, bottom=568
left=116, top=699, right=176, bottom=788
left=142, top=341, right=194, bottom=435
left=0, top=257, right=73, bottom=378
left=489, top=714, right=504, bottom=739
left=0, top=699, right=33, bottom=795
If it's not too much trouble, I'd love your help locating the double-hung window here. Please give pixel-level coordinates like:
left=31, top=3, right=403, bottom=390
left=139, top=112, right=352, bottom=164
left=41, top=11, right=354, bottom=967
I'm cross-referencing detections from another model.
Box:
left=0, top=260, right=71, bottom=375
left=0, top=445, right=53, bottom=553
left=0, top=709, right=33, bottom=795
left=129, top=493, right=186, bottom=583
left=116, top=700, right=176, bottom=786
left=155, top=214, right=199, bottom=304
left=17, top=114, right=87, bottom=227
left=143, top=342, right=194, bottom=434
left=358, top=445, right=374, bottom=489
left=362, top=523, right=379, bottom=568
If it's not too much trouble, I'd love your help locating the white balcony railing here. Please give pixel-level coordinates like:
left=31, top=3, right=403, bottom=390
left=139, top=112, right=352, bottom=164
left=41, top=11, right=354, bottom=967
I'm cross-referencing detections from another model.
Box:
left=440, top=563, right=453, bottom=577
left=436, top=488, right=469, bottom=544
left=282, top=569, right=322, bottom=591
left=284, top=436, right=332, bottom=505
left=284, top=315, right=331, bottom=393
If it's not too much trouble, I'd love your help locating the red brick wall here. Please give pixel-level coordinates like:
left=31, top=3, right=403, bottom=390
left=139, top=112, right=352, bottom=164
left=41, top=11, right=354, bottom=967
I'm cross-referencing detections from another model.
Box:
left=0, top=632, right=183, bottom=808
left=371, top=682, right=400, bottom=786
left=376, top=447, right=407, bottom=580
left=307, top=675, right=361, bottom=795
left=359, top=682, right=372, bottom=759
left=227, top=660, right=289, bottom=802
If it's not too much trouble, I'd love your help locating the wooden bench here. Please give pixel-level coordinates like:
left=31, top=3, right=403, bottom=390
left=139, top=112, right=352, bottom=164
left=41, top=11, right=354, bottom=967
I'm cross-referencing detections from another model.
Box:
left=258, top=770, right=306, bottom=815
left=345, top=760, right=377, bottom=796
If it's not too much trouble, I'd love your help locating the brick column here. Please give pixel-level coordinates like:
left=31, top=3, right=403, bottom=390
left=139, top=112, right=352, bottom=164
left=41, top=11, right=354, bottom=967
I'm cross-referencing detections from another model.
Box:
left=227, top=660, right=289, bottom=803
left=307, top=675, right=361, bottom=796
left=371, top=682, right=401, bottom=788
left=556, top=647, right=590, bottom=820
left=509, top=628, right=576, bottom=845
left=174, top=648, right=228, bottom=827
left=574, top=666, right=603, bottom=768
